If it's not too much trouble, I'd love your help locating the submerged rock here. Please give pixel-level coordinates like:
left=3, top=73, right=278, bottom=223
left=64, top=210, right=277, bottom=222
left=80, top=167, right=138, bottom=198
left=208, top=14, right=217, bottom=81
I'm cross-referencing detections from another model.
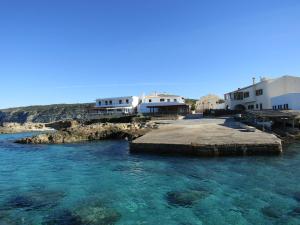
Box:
left=293, top=192, right=300, bottom=202
left=42, top=210, right=82, bottom=225
left=73, top=199, right=121, bottom=225
left=3, top=195, right=35, bottom=209
left=261, top=206, right=282, bottom=219
left=166, top=189, right=210, bottom=207
left=288, top=206, right=300, bottom=216
left=1, top=189, right=65, bottom=211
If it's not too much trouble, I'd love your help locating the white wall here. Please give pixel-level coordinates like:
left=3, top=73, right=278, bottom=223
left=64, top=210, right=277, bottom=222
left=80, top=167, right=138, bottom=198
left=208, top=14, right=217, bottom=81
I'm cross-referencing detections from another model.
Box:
left=138, top=95, right=185, bottom=114
left=96, top=96, right=139, bottom=108
left=225, top=76, right=300, bottom=110
left=141, top=96, right=184, bottom=103
left=271, top=93, right=300, bottom=110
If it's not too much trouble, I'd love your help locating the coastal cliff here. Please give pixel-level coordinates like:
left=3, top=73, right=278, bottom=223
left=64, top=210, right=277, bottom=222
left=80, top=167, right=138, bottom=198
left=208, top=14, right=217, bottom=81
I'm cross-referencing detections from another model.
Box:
left=0, top=103, right=93, bottom=124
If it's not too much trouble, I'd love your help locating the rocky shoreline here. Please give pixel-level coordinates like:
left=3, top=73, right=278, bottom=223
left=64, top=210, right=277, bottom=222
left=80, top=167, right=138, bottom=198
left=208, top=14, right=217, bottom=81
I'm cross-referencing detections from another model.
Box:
left=0, top=122, right=53, bottom=134
left=15, top=121, right=158, bottom=144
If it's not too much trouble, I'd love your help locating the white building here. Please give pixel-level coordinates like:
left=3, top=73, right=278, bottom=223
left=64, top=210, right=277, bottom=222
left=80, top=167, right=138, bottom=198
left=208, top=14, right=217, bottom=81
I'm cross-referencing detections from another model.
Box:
left=224, top=75, right=300, bottom=111
left=138, top=93, right=189, bottom=115
left=90, top=96, right=140, bottom=116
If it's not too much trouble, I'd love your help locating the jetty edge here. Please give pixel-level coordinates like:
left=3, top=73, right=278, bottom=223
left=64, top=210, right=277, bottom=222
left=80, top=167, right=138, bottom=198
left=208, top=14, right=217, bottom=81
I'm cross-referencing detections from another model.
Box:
left=130, top=118, right=282, bottom=156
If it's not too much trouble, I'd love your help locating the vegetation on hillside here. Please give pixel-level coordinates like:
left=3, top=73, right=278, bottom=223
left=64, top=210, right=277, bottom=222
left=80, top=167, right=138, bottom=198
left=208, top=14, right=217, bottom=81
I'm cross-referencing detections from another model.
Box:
left=0, top=103, right=94, bottom=124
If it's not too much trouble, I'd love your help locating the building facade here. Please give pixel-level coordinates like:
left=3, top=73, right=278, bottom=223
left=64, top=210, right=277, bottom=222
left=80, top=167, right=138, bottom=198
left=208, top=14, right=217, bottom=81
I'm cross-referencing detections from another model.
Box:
left=90, top=96, right=140, bottom=117
left=138, top=93, right=189, bottom=115
left=195, top=94, right=225, bottom=112
left=224, top=75, right=300, bottom=111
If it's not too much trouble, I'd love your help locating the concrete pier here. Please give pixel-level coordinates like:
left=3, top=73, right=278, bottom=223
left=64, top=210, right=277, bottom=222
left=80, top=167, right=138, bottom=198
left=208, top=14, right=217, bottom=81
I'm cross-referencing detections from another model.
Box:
left=130, top=118, right=282, bottom=156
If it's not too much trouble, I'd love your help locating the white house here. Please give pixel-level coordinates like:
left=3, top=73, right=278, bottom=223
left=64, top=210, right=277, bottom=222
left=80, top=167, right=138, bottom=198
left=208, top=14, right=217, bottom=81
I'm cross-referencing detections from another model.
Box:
left=138, top=93, right=189, bottom=115
left=90, top=96, right=140, bottom=116
left=224, top=75, right=300, bottom=111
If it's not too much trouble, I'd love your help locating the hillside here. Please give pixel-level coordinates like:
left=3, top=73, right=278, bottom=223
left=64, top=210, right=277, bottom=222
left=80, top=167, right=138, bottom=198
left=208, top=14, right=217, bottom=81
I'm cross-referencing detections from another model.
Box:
left=0, top=103, right=94, bottom=124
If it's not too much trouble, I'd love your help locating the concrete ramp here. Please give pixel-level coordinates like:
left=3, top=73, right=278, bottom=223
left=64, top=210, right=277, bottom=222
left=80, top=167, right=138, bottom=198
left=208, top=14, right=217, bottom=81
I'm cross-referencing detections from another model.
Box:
left=130, top=118, right=282, bottom=156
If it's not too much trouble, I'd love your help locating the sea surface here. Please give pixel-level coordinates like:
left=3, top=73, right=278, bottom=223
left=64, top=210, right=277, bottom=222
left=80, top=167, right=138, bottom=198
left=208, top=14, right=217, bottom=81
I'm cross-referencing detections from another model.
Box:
left=0, top=133, right=300, bottom=225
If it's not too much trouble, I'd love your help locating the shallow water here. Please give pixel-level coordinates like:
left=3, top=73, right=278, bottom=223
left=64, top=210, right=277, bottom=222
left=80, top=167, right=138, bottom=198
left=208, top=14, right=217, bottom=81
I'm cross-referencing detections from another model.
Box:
left=0, top=133, right=300, bottom=225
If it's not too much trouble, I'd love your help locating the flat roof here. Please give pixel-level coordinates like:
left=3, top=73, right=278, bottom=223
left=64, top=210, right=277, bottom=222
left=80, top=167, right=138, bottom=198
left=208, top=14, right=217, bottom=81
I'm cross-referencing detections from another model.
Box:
left=224, top=78, right=273, bottom=95
left=96, top=96, right=137, bottom=101
left=144, top=94, right=182, bottom=98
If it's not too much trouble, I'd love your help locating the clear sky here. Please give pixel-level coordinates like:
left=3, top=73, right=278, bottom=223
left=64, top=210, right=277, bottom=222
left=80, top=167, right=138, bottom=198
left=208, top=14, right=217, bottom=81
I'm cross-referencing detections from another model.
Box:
left=0, top=0, right=300, bottom=108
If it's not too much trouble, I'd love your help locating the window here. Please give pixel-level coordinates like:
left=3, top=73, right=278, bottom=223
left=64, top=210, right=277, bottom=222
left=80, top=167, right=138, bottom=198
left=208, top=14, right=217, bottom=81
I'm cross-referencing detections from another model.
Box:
left=256, top=89, right=263, bottom=96
left=234, top=92, right=243, bottom=100
left=119, top=100, right=122, bottom=104
left=260, top=103, right=263, bottom=110
left=256, top=104, right=258, bottom=109
left=160, top=98, right=165, bottom=102
left=248, top=105, right=254, bottom=110
left=244, top=92, right=250, bottom=98
left=98, top=101, right=101, bottom=106
left=105, top=101, right=108, bottom=105
left=278, top=105, right=282, bottom=110
left=109, top=100, right=112, bottom=105
left=283, top=104, right=289, bottom=110
left=273, top=106, right=277, bottom=110
left=167, top=99, right=170, bottom=102
left=149, top=99, right=152, bottom=103
left=174, top=99, right=177, bottom=102
left=126, top=99, right=129, bottom=104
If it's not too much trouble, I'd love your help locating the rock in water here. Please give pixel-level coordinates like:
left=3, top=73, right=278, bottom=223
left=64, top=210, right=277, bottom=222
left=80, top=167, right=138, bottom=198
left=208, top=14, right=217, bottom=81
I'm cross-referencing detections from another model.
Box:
left=2, top=189, right=65, bottom=211
left=166, top=190, right=209, bottom=207
left=3, top=195, right=35, bottom=209
left=15, top=122, right=155, bottom=144
left=288, top=206, right=300, bottom=216
left=261, top=206, right=282, bottom=218
left=293, top=192, right=300, bottom=202
left=42, top=210, right=82, bottom=225
left=74, top=199, right=121, bottom=225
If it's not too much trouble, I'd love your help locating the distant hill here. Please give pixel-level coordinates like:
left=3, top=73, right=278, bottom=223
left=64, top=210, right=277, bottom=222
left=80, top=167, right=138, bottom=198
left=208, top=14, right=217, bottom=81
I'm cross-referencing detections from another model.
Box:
left=0, top=103, right=94, bottom=124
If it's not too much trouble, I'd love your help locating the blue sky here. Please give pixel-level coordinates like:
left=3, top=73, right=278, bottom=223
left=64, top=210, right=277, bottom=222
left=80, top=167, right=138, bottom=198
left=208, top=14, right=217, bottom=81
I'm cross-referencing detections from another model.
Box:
left=0, top=0, right=300, bottom=108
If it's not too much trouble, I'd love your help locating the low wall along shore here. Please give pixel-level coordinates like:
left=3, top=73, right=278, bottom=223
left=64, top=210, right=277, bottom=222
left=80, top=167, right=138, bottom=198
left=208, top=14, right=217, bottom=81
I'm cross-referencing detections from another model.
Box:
left=130, top=118, right=282, bottom=156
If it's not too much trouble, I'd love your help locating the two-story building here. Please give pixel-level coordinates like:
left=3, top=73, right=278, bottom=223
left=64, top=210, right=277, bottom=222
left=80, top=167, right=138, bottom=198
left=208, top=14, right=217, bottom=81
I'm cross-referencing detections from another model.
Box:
left=138, top=93, right=189, bottom=115
left=90, top=96, right=139, bottom=117
left=224, top=75, right=300, bottom=111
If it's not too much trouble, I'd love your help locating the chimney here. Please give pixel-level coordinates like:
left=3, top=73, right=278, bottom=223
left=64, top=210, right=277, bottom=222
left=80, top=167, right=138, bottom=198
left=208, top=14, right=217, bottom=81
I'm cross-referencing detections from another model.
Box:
left=252, top=77, right=256, bottom=85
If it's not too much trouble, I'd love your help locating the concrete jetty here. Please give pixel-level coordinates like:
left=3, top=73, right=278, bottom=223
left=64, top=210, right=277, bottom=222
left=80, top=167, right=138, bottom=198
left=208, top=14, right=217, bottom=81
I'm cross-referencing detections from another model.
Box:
left=130, top=118, right=282, bottom=156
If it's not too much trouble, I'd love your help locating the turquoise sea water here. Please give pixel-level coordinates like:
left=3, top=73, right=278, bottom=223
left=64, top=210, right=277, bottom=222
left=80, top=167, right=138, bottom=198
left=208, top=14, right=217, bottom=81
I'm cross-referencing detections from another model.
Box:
left=0, top=133, right=300, bottom=225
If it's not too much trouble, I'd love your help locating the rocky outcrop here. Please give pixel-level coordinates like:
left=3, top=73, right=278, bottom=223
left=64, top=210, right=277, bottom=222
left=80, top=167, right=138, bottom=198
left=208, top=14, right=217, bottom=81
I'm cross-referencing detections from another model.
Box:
left=0, top=122, right=52, bottom=134
left=15, top=122, right=158, bottom=144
